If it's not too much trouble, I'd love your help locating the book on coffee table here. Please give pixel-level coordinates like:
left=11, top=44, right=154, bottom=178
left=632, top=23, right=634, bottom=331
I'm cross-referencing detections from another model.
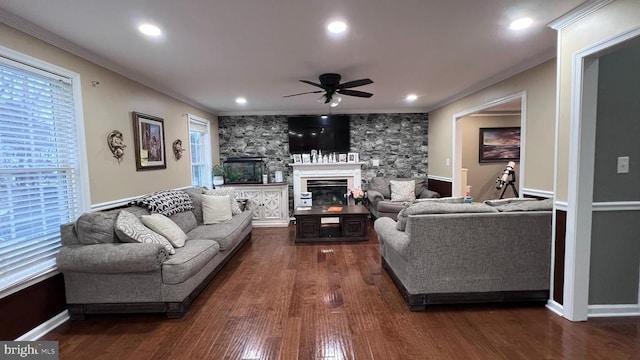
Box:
left=327, top=206, right=343, bottom=212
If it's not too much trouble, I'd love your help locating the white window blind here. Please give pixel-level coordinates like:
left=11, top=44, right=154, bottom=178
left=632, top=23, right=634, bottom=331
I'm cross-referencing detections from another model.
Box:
left=0, top=57, right=85, bottom=293
left=189, top=115, right=211, bottom=187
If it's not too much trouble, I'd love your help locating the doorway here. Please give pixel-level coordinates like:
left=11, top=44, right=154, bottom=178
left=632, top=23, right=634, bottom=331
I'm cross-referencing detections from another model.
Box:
left=452, top=92, right=525, bottom=200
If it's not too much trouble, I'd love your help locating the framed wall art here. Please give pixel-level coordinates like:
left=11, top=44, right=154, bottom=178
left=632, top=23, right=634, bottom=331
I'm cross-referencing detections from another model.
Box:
left=132, top=112, right=167, bottom=170
left=478, top=127, right=520, bottom=163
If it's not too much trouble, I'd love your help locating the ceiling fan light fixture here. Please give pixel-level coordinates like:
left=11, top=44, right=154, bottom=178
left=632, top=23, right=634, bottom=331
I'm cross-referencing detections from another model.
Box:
left=330, top=95, right=342, bottom=107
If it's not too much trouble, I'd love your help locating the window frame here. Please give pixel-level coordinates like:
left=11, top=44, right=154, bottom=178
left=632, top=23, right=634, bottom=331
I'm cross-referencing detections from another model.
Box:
left=0, top=45, right=90, bottom=299
left=188, top=114, right=212, bottom=188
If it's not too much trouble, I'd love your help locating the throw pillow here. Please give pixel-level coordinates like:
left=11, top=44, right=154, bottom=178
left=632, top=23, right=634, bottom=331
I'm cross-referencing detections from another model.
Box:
left=390, top=180, right=416, bottom=202
left=114, top=210, right=175, bottom=255
left=130, top=190, right=195, bottom=217
left=141, top=213, right=187, bottom=248
left=204, top=188, right=242, bottom=215
left=202, top=195, right=233, bottom=224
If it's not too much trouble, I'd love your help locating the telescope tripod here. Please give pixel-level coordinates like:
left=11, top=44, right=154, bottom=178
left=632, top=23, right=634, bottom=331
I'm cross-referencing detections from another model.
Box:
left=499, top=170, right=519, bottom=199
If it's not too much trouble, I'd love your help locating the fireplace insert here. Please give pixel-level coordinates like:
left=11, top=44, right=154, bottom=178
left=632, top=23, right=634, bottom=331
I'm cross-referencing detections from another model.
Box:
left=307, top=179, right=348, bottom=206
left=223, top=157, right=264, bottom=184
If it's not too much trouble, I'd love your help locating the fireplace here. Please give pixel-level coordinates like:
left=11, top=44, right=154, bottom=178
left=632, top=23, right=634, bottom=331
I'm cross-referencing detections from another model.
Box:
left=289, top=162, right=363, bottom=209
left=307, top=179, right=347, bottom=206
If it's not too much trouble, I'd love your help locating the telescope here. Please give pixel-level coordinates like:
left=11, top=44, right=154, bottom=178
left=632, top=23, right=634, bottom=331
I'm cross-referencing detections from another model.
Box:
left=495, top=161, right=518, bottom=198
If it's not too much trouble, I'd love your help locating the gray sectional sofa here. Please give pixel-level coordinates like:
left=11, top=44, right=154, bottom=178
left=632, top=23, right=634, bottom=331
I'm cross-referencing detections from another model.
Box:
left=374, top=198, right=553, bottom=310
left=56, top=187, right=252, bottom=319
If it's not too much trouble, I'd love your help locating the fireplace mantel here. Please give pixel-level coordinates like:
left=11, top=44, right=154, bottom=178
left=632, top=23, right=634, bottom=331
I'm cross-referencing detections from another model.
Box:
left=289, top=162, right=363, bottom=209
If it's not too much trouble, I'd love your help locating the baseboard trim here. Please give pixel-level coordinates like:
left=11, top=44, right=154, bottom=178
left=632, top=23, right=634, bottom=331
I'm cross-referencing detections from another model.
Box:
left=588, top=304, right=640, bottom=317
left=546, top=300, right=564, bottom=317
left=16, top=310, right=69, bottom=341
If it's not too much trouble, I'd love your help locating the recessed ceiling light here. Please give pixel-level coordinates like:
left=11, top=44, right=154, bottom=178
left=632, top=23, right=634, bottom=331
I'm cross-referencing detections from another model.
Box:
left=406, top=94, right=418, bottom=102
left=235, top=97, right=247, bottom=104
left=138, top=23, right=162, bottom=37
left=327, top=21, right=348, bottom=34
left=510, top=17, right=533, bottom=30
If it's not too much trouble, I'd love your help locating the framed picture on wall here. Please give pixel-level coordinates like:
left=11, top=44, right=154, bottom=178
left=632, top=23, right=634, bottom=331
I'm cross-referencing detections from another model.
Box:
left=478, top=127, right=520, bottom=163
left=132, top=112, right=167, bottom=171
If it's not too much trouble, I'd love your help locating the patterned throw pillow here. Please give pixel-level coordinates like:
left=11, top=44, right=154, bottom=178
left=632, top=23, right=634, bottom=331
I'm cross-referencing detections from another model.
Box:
left=204, top=187, right=242, bottom=215
left=114, top=210, right=176, bottom=255
left=130, top=190, right=194, bottom=217
left=390, top=180, right=416, bottom=202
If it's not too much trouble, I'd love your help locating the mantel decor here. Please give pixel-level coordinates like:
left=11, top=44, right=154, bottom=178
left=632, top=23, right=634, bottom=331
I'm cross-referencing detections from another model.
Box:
left=479, top=127, right=520, bottom=163
left=132, top=112, right=166, bottom=171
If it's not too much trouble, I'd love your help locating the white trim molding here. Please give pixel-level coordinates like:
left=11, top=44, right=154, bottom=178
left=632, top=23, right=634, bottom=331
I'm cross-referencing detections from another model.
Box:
left=588, top=304, right=640, bottom=318
left=555, top=201, right=569, bottom=211
left=522, top=188, right=553, bottom=198
left=16, top=311, right=69, bottom=341
left=548, top=0, right=615, bottom=30
left=427, top=175, right=452, bottom=183
left=546, top=300, right=564, bottom=317
left=592, top=201, right=640, bottom=212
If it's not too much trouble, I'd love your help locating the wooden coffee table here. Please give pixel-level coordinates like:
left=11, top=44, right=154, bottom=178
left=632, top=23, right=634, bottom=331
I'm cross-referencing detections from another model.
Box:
left=294, top=205, right=369, bottom=243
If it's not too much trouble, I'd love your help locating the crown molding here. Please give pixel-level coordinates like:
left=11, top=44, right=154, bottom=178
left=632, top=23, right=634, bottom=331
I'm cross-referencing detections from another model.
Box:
left=548, top=0, right=615, bottom=30
left=0, top=9, right=215, bottom=114
left=425, top=47, right=556, bottom=113
left=216, top=107, right=430, bottom=117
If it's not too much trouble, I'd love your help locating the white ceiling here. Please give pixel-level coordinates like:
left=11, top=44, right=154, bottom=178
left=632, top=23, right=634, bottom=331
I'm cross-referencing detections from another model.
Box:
left=0, top=0, right=585, bottom=116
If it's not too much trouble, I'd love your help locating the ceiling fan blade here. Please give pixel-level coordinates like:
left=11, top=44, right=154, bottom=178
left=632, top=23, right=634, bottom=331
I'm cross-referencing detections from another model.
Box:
left=300, top=80, right=329, bottom=90
left=337, top=89, right=373, bottom=98
left=337, top=78, right=373, bottom=89
left=283, top=90, right=324, bottom=98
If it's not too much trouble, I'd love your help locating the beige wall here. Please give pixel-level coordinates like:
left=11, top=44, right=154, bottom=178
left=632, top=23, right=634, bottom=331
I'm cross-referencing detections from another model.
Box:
left=460, top=115, right=521, bottom=202
left=555, top=0, right=640, bottom=202
left=428, top=59, right=556, bottom=193
left=0, top=23, right=219, bottom=205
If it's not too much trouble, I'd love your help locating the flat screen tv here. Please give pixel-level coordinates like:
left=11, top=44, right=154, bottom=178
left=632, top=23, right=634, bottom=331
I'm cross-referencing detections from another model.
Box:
left=288, top=115, right=350, bottom=153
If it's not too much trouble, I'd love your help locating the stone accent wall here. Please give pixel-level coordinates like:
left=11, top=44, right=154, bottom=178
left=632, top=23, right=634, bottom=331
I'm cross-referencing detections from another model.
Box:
left=218, top=113, right=428, bottom=213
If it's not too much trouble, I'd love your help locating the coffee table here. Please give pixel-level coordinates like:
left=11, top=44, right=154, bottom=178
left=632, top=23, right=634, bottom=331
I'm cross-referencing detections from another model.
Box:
left=294, top=205, right=369, bottom=243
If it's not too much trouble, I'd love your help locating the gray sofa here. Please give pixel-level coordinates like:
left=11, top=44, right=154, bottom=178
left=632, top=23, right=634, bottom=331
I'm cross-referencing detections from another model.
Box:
left=56, top=187, right=252, bottom=319
left=374, top=198, right=553, bottom=310
left=365, top=177, right=440, bottom=220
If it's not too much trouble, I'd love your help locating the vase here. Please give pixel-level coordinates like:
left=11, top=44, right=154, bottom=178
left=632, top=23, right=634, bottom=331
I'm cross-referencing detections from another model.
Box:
left=213, top=176, right=224, bottom=188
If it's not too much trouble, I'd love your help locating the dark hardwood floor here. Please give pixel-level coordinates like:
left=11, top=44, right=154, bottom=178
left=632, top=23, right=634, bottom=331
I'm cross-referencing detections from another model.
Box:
left=44, top=223, right=640, bottom=359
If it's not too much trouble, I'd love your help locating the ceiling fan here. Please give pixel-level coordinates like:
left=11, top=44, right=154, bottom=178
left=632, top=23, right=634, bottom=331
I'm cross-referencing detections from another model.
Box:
left=283, top=73, right=373, bottom=107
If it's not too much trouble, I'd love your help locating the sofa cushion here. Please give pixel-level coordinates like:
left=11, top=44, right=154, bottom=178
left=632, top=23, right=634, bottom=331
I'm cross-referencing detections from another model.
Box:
left=493, top=198, right=553, bottom=212
left=414, top=196, right=465, bottom=204
left=187, top=211, right=252, bottom=250
left=396, top=202, right=498, bottom=231
left=130, top=190, right=195, bottom=217
left=484, top=197, right=537, bottom=206
left=162, top=240, right=220, bottom=284
left=204, top=188, right=242, bottom=215
left=202, top=195, right=233, bottom=224
left=183, top=187, right=206, bottom=224
left=168, top=210, right=198, bottom=234
left=141, top=213, right=187, bottom=248
left=76, top=212, right=118, bottom=244
left=114, top=210, right=175, bottom=255
left=390, top=180, right=416, bottom=202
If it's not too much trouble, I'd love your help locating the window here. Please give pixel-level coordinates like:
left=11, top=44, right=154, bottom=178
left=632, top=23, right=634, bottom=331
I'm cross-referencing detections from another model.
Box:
left=188, top=114, right=212, bottom=187
left=0, top=47, right=89, bottom=295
